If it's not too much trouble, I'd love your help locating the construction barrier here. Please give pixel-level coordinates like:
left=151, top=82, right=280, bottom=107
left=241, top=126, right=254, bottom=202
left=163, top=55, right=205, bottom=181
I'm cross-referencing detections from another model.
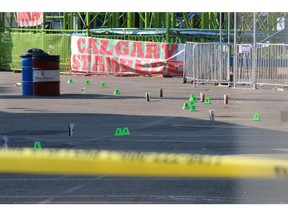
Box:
left=0, top=148, right=288, bottom=178
left=183, top=42, right=231, bottom=84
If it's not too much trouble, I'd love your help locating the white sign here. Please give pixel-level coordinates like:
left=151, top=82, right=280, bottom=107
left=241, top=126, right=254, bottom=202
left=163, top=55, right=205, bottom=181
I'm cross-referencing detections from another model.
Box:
left=239, top=45, right=252, bottom=54
left=33, top=70, right=60, bottom=82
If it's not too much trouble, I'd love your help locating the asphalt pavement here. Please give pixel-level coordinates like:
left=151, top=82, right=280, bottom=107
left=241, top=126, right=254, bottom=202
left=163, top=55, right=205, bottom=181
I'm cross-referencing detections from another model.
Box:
left=1, top=71, right=288, bottom=204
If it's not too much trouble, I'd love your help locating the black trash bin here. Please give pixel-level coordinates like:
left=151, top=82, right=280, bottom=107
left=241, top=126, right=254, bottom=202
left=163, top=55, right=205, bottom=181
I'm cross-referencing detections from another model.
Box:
left=20, top=48, right=48, bottom=96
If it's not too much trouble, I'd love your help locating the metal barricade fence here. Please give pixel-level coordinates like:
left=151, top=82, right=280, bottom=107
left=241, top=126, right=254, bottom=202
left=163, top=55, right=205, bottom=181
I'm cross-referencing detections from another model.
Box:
left=183, top=42, right=195, bottom=83
left=235, top=44, right=253, bottom=85
left=183, top=42, right=231, bottom=84
left=235, top=43, right=288, bottom=87
left=256, top=43, right=288, bottom=86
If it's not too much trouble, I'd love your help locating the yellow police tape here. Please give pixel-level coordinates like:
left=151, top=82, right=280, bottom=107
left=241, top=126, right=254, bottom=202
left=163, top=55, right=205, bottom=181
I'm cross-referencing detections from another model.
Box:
left=0, top=148, right=288, bottom=178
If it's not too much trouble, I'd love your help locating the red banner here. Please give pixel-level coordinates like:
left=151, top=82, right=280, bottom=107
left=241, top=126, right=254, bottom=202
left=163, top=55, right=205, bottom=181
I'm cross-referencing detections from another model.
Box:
left=17, top=12, right=43, bottom=27
left=71, top=36, right=184, bottom=76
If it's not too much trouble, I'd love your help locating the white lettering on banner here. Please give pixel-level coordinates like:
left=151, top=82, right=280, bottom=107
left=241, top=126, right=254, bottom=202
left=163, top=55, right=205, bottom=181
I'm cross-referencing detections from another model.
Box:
left=17, top=12, right=43, bottom=27
left=33, top=70, right=60, bottom=82
left=70, top=36, right=184, bottom=76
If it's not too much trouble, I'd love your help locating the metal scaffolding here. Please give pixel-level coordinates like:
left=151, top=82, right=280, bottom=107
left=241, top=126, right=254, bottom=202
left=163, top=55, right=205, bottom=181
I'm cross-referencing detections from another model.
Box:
left=0, top=12, right=285, bottom=43
left=0, top=12, right=287, bottom=73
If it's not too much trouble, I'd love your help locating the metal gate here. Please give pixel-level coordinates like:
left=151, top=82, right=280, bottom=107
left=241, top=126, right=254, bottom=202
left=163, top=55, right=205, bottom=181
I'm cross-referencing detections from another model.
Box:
left=183, top=42, right=231, bottom=84
left=235, top=43, right=288, bottom=87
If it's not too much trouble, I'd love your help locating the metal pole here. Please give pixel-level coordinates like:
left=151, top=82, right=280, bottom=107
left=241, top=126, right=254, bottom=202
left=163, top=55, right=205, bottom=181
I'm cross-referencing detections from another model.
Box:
left=201, top=12, right=206, bottom=29
left=67, top=12, right=71, bottom=30
left=151, top=12, right=155, bottom=28
left=9, top=13, right=13, bottom=30
left=267, top=12, right=272, bottom=33
left=272, top=13, right=277, bottom=31
left=171, top=12, right=175, bottom=43
left=131, top=12, right=135, bottom=28
left=219, top=12, right=223, bottom=81
left=112, top=12, right=116, bottom=27
left=63, top=12, right=67, bottom=30
left=145, top=12, right=149, bottom=28
left=201, top=13, right=206, bottom=42
left=227, top=12, right=231, bottom=82
left=154, top=12, right=158, bottom=28
left=0, top=13, right=4, bottom=32
left=114, top=12, right=119, bottom=27
left=139, top=12, right=144, bottom=28
left=252, top=12, right=257, bottom=89
left=227, top=12, right=230, bottom=43
left=69, top=12, right=73, bottom=30
left=208, top=12, right=211, bottom=29
left=127, top=12, right=132, bottom=28
left=128, top=12, right=131, bottom=28
left=285, top=16, right=288, bottom=44
left=171, top=12, right=176, bottom=27
left=85, top=12, right=90, bottom=36
left=183, top=12, right=188, bottom=28
left=233, top=12, right=237, bottom=88
left=107, top=13, right=112, bottom=27
left=219, top=13, right=222, bottom=42
left=72, top=13, right=78, bottom=31
left=42, top=12, right=46, bottom=31
left=166, top=12, right=170, bottom=43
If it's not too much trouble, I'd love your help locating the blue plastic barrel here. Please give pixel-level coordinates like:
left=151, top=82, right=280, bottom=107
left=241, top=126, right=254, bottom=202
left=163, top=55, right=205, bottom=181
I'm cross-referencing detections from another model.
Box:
left=21, top=57, right=33, bottom=96
left=21, top=57, right=33, bottom=81
left=22, top=81, right=33, bottom=95
left=20, top=48, right=47, bottom=96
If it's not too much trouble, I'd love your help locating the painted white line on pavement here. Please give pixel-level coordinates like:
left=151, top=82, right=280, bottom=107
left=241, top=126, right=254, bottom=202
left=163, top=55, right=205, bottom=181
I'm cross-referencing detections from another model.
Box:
left=63, top=184, right=86, bottom=194
left=38, top=176, right=106, bottom=204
